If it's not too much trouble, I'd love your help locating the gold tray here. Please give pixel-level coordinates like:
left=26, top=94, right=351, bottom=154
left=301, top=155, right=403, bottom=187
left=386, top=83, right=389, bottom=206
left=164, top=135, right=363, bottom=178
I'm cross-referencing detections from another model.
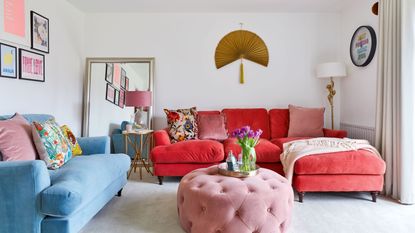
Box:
left=217, top=162, right=259, bottom=178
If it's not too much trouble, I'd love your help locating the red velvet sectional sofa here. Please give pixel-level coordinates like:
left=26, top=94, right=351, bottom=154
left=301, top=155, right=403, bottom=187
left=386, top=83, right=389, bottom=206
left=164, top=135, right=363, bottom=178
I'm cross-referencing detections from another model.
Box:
left=151, top=108, right=386, bottom=202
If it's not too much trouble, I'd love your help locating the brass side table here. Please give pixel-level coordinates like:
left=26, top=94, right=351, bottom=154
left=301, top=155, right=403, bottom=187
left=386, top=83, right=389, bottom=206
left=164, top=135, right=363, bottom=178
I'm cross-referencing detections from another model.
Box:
left=123, top=129, right=154, bottom=179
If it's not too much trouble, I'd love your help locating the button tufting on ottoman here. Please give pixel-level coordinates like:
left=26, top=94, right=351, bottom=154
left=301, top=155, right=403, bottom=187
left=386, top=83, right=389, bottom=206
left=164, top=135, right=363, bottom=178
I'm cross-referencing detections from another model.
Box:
left=177, top=166, right=294, bottom=233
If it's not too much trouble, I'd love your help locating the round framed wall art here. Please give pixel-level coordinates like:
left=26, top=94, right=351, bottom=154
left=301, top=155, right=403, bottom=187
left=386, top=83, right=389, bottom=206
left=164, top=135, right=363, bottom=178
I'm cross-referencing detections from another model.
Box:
left=350, top=25, right=377, bottom=67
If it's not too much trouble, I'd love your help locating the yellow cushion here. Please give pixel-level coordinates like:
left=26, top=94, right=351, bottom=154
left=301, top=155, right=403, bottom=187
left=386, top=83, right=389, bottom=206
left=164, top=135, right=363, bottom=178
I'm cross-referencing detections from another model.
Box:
left=60, top=125, right=83, bottom=156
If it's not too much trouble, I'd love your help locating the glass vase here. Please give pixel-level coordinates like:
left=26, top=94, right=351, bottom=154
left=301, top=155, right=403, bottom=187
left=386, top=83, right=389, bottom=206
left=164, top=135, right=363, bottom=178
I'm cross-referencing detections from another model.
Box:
left=240, top=146, right=256, bottom=172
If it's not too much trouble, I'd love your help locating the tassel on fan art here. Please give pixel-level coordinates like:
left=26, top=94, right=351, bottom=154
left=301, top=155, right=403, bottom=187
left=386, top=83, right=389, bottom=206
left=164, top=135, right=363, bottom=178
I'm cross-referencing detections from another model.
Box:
left=215, top=25, right=269, bottom=84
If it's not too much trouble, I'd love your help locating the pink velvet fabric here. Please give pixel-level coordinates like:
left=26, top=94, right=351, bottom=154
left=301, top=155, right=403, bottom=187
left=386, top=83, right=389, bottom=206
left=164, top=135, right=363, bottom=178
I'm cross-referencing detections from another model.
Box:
left=287, top=105, right=324, bottom=137
left=197, top=114, right=228, bottom=141
left=0, top=113, right=37, bottom=161
left=177, top=166, right=294, bottom=233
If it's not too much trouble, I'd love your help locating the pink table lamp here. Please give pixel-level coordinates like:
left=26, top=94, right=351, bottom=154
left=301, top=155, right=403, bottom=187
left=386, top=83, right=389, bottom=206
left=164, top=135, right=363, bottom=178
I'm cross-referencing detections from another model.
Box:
left=125, top=91, right=152, bottom=129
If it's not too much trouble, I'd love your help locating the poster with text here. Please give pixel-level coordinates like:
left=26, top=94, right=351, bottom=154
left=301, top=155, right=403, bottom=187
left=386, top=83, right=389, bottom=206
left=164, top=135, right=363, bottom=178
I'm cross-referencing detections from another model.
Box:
left=113, top=63, right=121, bottom=89
left=0, top=43, right=17, bottom=78
left=4, top=0, right=25, bottom=37
left=19, top=49, right=44, bottom=82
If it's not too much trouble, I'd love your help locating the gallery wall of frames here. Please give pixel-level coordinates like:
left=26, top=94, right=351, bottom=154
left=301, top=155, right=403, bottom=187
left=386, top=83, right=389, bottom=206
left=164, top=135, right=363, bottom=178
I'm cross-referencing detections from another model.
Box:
left=1, top=0, right=49, bottom=82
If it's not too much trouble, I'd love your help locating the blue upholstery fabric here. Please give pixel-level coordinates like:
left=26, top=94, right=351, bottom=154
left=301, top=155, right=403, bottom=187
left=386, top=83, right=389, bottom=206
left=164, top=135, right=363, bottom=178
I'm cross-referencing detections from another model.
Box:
left=0, top=113, right=54, bottom=123
left=77, top=136, right=110, bottom=155
left=0, top=160, right=51, bottom=233
left=42, top=154, right=130, bottom=217
left=0, top=113, right=130, bottom=233
left=41, top=173, right=127, bottom=233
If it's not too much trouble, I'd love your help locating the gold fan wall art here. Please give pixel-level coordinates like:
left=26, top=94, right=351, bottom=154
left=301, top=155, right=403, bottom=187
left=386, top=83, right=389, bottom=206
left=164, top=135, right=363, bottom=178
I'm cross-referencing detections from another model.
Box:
left=215, top=29, right=269, bottom=84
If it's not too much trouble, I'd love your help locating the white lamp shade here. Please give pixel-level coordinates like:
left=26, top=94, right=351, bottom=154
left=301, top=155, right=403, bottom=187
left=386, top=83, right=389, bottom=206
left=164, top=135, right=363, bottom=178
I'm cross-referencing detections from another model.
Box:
left=316, top=62, right=347, bottom=78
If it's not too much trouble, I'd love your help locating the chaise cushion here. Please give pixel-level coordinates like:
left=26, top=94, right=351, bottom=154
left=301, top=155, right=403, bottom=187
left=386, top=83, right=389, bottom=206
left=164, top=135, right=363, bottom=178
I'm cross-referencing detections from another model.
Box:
left=294, top=150, right=386, bottom=175
left=223, top=138, right=281, bottom=162
left=41, top=154, right=130, bottom=217
left=151, top=140, right=224, bottom=163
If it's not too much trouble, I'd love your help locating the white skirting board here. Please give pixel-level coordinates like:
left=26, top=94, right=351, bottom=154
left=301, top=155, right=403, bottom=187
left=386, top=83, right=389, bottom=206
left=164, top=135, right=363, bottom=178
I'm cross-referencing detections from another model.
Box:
left=340, top=123, right=376, bottom=146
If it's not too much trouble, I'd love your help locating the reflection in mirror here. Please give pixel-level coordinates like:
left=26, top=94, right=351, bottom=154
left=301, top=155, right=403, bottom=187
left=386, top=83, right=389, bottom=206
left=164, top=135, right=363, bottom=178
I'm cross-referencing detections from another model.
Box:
left=83, top=58, right=154, bottom=137
left=83, top=58, right=155, bottom=161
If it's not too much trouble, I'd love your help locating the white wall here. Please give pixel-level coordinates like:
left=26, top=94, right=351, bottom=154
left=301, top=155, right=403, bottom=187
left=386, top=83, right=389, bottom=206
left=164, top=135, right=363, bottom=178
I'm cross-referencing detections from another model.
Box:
left=84, top=13, right=341, bottom=129
left=0, top=0, right=85, bottom=134
left=339, top=0, right=378, bottom=128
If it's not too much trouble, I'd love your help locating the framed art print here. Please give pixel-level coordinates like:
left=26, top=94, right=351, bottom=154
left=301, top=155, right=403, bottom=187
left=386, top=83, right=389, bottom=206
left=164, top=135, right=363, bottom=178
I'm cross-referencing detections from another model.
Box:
left=114, top=89, right=120, bottom=106
left=350, top=25, right=377, bottom=67
left=19, top=49, right=45, bottom=82
left=31, top=11, right=49, bottom=53
left=112, top=63, right=121, bottom=89
left=0, top=43, right=17, bottom=79
left=125, top=77, right=129, bottom=91
left=106, top=83, right=115, bottom=103
left=118, top=90, right=125, bottom=108
left=105, top=63, right=113, bottom=83
left=120, top=68, right=126, bottom=90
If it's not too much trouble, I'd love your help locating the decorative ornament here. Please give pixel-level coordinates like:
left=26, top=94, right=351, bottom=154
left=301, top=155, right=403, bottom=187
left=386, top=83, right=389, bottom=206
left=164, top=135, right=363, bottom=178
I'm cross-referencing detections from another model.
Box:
left=350, top=25, right=377, bottom=67
left=215, top=23, right=269, bottom=84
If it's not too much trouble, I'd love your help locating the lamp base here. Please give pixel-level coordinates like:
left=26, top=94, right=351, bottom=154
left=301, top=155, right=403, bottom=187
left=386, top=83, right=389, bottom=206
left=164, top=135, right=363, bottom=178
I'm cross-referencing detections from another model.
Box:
left=133, top=107, right=147, bottom=129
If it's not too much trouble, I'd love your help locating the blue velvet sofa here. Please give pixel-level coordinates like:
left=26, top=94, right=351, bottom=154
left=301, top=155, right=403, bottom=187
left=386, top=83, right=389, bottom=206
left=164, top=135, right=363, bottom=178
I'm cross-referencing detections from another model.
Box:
left=0, top=114, right=131, bottom=233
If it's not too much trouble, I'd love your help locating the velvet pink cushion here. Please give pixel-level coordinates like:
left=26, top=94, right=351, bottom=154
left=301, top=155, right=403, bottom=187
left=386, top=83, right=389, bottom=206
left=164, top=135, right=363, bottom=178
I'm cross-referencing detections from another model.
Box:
left=288, top=105, right=324, bottom=137
left=197, top=114, right=228, bottom=141
left=0, top=113, right=37, bottom=161
left=177, top=166, right=294, bottom=233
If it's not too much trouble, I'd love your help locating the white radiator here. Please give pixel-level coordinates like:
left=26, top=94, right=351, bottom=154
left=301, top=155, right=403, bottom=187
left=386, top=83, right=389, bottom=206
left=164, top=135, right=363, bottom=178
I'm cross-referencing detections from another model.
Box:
left=340, top=123, right=376, bottom=146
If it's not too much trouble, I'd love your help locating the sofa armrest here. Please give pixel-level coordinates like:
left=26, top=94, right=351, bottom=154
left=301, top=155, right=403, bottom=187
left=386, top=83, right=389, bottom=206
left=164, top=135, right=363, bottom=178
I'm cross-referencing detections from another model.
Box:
left=77, top=136, right=110, bottom=155
left=154, top=129, right=171, bottom=147
left=323, top=128, right=348, bottom=138
left=0, top=160, right=51, bottom=233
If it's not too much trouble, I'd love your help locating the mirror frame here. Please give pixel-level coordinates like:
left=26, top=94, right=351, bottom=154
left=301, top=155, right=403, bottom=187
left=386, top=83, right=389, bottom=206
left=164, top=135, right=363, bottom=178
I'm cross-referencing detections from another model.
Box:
left=82, top=57, right=155, bottom=137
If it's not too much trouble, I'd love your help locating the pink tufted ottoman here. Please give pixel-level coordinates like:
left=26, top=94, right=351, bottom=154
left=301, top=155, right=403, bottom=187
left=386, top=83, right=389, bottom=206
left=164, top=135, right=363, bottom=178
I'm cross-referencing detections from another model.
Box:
left=177, top=166, right=294, bottom=233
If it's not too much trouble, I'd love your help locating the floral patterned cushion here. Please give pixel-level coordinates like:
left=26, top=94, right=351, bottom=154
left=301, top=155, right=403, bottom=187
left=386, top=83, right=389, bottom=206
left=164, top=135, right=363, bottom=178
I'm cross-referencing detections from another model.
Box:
left=32, top=119, right=72, bottom=169
left=60, top=125, right=83, bottom=156
left=164, top=107, right=198, bottom=143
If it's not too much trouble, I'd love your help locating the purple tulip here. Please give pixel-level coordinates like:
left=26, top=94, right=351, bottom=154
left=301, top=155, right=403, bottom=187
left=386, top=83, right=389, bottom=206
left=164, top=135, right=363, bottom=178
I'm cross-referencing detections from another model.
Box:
left=248, top=130, right=255, bottom=138
left=241, top=126, right=250, bottom=134
left=255, top=129, right=263, bottom=138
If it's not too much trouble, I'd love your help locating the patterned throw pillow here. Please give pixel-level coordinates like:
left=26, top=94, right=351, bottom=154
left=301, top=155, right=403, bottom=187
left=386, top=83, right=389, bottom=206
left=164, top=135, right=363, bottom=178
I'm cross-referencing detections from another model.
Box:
left=164, top=107, right=198, bottom=143
left=60, top=125, right=83, bottom=156
left=32, top=119, right=72, bottom=169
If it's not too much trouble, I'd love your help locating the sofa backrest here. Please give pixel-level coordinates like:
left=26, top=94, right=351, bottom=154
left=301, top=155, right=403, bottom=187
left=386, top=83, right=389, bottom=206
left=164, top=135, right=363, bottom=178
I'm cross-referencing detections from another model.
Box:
left=269, top=109, right=290, bottom=139
left=222, top=108, right=270, bottom=139
left=0, top=114, right=54, bottom=124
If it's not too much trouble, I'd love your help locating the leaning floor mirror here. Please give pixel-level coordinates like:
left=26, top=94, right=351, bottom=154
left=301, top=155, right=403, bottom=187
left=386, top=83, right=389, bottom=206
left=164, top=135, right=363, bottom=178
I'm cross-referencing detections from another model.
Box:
left=83, top=57, right=155, bottom=161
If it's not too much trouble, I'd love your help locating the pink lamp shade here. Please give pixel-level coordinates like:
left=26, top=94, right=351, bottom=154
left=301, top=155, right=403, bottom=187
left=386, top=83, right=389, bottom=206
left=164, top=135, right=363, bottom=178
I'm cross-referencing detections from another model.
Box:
left=125, top=91, right=152, bottom=107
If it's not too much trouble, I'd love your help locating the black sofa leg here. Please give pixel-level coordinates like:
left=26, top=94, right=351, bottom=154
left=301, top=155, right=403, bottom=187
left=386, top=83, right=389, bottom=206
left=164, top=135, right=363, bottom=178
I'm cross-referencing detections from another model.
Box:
left=298, top=192, right=305, bottom=203
left=371, top=191, right=379, bottom=202
left=117, top=189, right=123, bottom=197
left=158, top=176, right=164, bottom=185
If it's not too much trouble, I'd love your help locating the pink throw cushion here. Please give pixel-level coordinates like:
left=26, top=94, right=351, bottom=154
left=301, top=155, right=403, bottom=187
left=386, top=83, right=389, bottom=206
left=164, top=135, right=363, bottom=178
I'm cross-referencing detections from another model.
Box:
left=287, top=105, right=324, bottom=137
left=197, top=114, right=228, bottom=141
left=0, top=113, right=37, bottom=161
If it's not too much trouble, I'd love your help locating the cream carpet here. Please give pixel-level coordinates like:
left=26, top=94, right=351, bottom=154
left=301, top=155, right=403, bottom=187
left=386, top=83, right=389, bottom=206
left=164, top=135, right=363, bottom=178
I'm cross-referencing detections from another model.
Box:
left=80, top=172, right=415, bottom=233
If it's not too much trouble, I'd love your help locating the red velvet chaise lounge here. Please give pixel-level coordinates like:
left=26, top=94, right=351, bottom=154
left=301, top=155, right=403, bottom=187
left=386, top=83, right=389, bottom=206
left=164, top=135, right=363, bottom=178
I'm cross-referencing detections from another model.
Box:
left=150, top=108, right=386, bottom=202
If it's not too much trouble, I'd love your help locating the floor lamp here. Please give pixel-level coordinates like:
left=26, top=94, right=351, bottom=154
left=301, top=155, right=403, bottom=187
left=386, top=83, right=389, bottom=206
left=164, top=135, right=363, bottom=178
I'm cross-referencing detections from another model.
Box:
left=316, top=62, right=346, bottom=129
